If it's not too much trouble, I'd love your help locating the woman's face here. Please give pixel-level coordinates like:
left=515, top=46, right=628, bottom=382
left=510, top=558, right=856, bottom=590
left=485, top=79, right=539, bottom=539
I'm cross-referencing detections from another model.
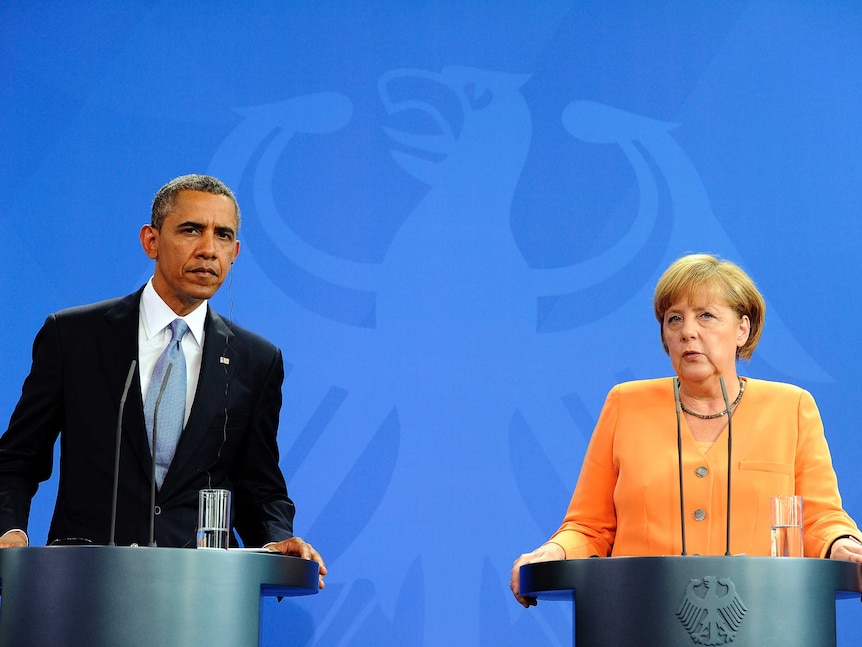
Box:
left=662, top=289, right=750, bottom=386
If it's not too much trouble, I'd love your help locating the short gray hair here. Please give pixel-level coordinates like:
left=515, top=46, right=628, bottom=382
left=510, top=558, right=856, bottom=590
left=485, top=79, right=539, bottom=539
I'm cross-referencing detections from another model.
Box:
left=150, top=174, right=241, bottom=231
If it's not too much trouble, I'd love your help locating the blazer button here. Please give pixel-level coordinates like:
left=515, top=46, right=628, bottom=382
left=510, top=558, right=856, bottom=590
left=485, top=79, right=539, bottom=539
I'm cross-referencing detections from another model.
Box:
left=695, top=466, right=709, bottom=478
left=694, top=509, right=706, bottom=521
left=154, top=505, right=162, bottom=516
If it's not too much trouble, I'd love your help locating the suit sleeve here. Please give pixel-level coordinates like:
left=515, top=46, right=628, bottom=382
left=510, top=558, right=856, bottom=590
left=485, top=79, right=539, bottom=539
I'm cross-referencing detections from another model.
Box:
left=0, top=315, right=64, bottom=535
left=230, top=346, right=296, bottom=545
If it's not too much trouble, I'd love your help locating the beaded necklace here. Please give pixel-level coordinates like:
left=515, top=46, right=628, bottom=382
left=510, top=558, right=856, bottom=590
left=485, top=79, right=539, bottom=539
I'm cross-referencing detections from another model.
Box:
left=679, top=378, right=745, bottom=420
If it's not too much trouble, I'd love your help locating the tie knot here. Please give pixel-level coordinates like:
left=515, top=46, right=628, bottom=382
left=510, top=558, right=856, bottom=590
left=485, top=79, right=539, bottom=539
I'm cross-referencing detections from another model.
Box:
left=168, top=318, right=190, bottom=342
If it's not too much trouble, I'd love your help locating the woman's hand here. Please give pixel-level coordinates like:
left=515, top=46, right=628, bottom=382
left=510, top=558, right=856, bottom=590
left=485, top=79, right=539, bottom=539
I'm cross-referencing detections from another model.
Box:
left=829, top=536, right=862, bottom=563
left=510, top=542, right=566, bottom=608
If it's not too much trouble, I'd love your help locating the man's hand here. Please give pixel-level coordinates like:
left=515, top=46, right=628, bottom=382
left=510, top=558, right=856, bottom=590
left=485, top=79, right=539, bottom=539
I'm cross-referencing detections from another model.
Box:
left=0, top=530, right=28, bottom=548
left=267, top=536, right=328, bottom=589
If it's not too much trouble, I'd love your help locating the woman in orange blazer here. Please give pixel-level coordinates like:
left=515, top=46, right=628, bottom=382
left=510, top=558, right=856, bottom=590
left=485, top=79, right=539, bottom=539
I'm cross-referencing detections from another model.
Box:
left=511, top=253, right=862, bottom=607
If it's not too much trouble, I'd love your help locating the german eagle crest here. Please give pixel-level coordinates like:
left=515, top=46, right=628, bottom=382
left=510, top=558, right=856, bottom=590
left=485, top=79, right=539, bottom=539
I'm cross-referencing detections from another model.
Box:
left=676, top=576, right=747, bottom=645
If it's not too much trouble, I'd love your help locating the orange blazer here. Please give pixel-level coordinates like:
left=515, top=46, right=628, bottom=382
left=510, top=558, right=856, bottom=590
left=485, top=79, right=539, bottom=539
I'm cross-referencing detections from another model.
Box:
left=549, top=377, right=860, bottom=559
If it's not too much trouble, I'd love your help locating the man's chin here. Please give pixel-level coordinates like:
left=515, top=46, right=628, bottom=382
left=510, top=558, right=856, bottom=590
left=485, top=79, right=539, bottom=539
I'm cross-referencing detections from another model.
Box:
left=186, top=276, right=224, bottom=294
left=181, top=284, right=222, bottom=305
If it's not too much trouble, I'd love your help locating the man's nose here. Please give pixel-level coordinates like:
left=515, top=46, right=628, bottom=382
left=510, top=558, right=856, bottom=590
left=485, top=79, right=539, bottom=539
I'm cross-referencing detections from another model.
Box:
left=196, top=231, right=217, bottom=257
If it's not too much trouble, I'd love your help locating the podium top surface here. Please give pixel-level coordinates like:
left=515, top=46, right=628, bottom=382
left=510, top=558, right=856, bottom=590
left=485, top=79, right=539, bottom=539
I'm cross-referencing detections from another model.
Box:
left=0, top=545, right=320, bottom=597
left=520, top=555, right=862, bottom=601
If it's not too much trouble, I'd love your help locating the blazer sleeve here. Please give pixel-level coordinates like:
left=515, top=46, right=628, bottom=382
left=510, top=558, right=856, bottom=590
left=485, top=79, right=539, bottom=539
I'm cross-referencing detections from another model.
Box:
left=794, top=389, right=862, bottom=557
left=548, top=385, right=620, bottom=558
left=0, top=315, right=64, bottom=535
left=229, top=345, right=296, bottom=546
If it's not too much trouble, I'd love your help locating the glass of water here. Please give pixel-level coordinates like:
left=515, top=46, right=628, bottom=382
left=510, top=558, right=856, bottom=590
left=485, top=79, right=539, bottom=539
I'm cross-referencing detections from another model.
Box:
left=197, top=488, right=231, bottom=549
left=770, top=495, right=804, bottom=557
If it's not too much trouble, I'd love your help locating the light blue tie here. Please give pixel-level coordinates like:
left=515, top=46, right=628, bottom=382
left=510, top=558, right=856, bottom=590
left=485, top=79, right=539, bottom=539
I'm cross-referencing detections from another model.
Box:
left=144, top=318, right=189, bottom=488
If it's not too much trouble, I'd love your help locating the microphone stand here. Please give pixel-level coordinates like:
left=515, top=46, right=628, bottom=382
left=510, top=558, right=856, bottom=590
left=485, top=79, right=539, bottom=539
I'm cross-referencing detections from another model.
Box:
left=673, top=377, right=687, bottom=556
left=109, top=360, right=137, bottom=546
left=149, top=363, right=173, bottom=548
left=719, top=376, right=733, bottom=556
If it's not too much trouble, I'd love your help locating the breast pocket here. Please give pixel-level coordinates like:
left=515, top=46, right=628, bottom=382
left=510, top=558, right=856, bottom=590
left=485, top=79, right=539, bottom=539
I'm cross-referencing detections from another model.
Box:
left=738, top=460, right=794, bottom=493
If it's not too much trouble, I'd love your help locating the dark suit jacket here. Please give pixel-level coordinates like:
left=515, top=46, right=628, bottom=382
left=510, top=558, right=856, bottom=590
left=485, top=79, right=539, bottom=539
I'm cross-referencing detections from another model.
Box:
left=0, top=288, right=295, bottom=547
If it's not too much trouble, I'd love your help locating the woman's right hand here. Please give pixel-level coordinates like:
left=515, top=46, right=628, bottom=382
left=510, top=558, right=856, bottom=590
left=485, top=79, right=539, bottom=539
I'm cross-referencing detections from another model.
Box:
left=510, top=542, right=566, bottom=608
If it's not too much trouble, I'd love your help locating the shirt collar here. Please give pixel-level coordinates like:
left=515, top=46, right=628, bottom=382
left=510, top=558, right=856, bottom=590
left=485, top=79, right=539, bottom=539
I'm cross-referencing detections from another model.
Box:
left=140, top=278, right=207, bottom=346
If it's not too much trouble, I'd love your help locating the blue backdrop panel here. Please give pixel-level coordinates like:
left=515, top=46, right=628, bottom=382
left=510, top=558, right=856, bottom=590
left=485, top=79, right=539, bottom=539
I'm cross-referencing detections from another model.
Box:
left=1, top=2, right=860, bottom=645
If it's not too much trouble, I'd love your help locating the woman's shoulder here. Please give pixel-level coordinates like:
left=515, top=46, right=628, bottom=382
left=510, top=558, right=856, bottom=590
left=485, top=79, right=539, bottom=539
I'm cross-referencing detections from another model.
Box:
left=744, top=377, right=809, bottom=396
left=743, top=377, right=815, bottom=405
left=614, top=377, right=674, bottom=395
left=608, top=377, right=675, bottom=407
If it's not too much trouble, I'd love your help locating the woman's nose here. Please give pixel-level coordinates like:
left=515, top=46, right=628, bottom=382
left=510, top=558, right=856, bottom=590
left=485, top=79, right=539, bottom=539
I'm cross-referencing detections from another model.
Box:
left=680, top=318, right=697, bottom=339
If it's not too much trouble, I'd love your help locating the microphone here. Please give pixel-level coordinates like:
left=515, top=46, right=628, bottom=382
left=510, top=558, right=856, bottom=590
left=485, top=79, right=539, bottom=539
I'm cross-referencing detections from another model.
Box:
left=673, top=377, right=687, bottom=556
left=148, top=362, right=173, bottom=548
left=719, top=376, right=733, bottom=556
left=109, top=360, right=137, bottom=546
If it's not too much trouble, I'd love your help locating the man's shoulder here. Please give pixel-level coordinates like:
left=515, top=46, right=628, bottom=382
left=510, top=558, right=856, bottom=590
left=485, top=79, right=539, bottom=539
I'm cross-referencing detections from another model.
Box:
left=53, top=290, right=141, bottom=319
left=50, top=290, right=141, bottom=325
left=207, top=309, right=280, bottom=355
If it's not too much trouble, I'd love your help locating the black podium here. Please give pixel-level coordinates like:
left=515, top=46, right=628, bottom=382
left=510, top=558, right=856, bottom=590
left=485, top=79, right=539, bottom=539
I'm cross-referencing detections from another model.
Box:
left=0, top=546, right=319, bottom=646
left=520, top=556, right=862, bottom=647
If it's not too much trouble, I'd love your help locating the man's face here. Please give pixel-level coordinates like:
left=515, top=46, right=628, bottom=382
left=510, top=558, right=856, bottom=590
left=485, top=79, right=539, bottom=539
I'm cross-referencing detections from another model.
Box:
left=140, top=190, right=240, bottom=315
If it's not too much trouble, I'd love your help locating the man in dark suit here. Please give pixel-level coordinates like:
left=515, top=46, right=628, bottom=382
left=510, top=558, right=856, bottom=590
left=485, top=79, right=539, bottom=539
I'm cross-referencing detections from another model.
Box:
left=0, top=175, right=325, bottom=585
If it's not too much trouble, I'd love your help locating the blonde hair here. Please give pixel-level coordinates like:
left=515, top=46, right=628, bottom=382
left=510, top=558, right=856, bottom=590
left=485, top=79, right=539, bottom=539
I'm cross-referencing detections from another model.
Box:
left=653, top=254, right=765, bottom=359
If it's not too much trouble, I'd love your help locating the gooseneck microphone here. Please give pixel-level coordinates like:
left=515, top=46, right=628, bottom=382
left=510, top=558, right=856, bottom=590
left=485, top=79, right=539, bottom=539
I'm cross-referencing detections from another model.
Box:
left=673, top=377, right=687, bottom=556
left=148, top=363, right=173, bottom=548
left=719, top=376, right=733, bottom=556
left=109, top=360, right=137, bottom=547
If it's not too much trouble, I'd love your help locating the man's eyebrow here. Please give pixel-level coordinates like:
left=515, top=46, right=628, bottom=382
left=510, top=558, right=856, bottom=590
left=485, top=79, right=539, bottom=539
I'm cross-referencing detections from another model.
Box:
left=173, top=220, right=236, bottom=237
left=175, top=220, right=203, bottom=230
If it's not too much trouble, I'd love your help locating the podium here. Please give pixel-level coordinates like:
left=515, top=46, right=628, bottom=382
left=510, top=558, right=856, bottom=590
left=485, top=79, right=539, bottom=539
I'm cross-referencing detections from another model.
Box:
left=0, top=546, right=319, bottom=646
left=520, top=556, right=862, bottom=647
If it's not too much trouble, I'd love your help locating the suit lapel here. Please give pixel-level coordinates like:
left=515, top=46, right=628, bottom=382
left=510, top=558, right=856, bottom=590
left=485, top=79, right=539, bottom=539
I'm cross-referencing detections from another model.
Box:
left=103, top=288, right=151, bottom=479
left=160, top=306, right=236, bottom=494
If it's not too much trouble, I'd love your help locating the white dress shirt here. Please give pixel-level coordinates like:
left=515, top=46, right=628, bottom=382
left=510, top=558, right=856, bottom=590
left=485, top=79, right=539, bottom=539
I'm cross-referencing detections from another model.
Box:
left=138, top=279, right=207, bottom=425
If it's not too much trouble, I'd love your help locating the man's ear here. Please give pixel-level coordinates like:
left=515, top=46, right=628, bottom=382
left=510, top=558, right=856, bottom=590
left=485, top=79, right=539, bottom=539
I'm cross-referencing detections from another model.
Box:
left=140, top=224, right=159, bottom=260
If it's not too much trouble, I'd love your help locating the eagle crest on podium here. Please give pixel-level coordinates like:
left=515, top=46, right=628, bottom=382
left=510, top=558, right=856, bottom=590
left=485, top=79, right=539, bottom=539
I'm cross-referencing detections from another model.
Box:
left=676, top=576, right=748, bottom=645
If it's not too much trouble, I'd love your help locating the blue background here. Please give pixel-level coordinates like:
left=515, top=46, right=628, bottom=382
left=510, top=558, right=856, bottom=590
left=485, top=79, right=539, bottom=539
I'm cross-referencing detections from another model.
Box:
left=2, top=2, right=861, bottom=644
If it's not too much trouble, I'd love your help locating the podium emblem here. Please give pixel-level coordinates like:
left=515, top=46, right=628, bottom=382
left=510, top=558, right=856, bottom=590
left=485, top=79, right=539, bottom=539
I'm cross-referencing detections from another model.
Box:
left=676, top=576, right=747, bottom=645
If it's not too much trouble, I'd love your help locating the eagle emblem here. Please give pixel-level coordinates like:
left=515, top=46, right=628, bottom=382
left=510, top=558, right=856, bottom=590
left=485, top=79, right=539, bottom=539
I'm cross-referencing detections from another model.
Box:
left=676, top=576, right=747, bottom=645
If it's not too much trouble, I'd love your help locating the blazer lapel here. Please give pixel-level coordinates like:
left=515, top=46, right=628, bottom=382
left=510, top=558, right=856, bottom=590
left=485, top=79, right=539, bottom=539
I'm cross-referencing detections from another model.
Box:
left=103, top=288, right=151, bottom=479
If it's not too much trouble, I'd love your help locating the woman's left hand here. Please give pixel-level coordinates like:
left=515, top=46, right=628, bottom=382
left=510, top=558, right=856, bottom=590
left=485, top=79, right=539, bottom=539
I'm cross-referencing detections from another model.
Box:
left=829, top=537, right=862, bottom=563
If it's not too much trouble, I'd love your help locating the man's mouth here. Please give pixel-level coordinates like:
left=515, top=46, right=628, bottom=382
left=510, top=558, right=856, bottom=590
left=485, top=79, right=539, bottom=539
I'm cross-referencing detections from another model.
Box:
left=189, top=267, right=217, bottom=276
